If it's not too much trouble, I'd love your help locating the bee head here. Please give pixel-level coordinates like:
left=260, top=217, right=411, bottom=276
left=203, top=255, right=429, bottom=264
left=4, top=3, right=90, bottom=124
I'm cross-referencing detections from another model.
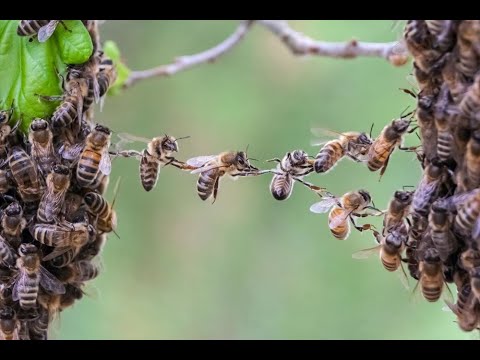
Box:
left=94, top=124, right=111, bottom=136
left=357, top=132, right=372, bottom=145
left=0, top=306, right=14, bottom=320
left=30, top=118, right=48, bottom=132
left=289, top=150, right=307, bottom=165
left=394, top=190, right=413, bottom=204
left=392, top=118, right=411, bottom=134
left=162, top=136, right=178, bottom=153
left=19, top=243, right=37, bottom=257
left=385, top=231, right=403, bottom=249
left=52, top=164, right=70, bottom=176
left=5, top=202, right=22, bottom=217
left=358, top=189, right=371, bottom=204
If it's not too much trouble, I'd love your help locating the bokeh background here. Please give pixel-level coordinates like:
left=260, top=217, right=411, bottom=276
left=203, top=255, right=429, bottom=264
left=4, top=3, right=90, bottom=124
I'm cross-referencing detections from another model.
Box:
left=57, top=20, right=473, bottom=339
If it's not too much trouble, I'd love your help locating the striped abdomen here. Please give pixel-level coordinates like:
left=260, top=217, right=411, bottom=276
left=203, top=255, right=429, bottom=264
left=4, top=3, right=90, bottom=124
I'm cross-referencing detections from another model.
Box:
left=457, top=43, right=478, bottom=78
left=328, top=206, right=350, bottom=240
left=197, top=168, right=218, bottom=201
left=32, top=224, right=68, bottom=247
left=18, top=273, right=40, bottom=309
left=76, top=148, right=101, bottom=187
left=380, top=250, right=400, bottom=272
left=466, top=152, right=480, bottom=189
left=140, top=150, right=159, bottom=192
left=431, top=229, right=456, bottom=261
left=270, top=173, right=293, bottom=201
left=82, top=75, right=96, bottom=112
left=314, top=140, right=345, bottom=173
left=50, top=248, right=77, bottom=268
left=436, top=130, right=453, bottom=162
left=29, top=307, right=48, bottom=340
left=84, top=192, right=109, bottom=218
left=8, top=148, right=41, bottom=201
left=420, top=275, right=443, bottom=302
left=455, top=198, right=480, bottom=236
left=51, top=99, right=78, bottom=128
left=17, top=20, right=50, bottom=36
left=367, top=139, right=395, bottom=172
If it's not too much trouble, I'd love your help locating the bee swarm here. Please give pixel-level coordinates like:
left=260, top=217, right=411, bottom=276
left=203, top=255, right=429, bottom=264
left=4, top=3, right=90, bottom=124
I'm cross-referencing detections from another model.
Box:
left=0, top=20, right=117, bottom=340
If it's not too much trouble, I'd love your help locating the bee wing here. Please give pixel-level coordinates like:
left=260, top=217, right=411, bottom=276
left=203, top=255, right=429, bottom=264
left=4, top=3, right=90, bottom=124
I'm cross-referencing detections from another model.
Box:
left=442, top=282, right=455, bottom=304
left=117, top=132, right=151, bottom=145
left=37, top=21, right=58, bottom=42
left=11, top=271, right=26, bottom=302
left=187, top=155, right=217, bottom=173
left=310, top=128, right=343, bottom=138
left=309, top=197, right=338, bottom=213
left=99, top=149, right=112, bottom=176
left=397, top=262, right=410, bottom=291
left=92, top=76, right=100, bottom=103
left=352, top=245, right=381, bottom=259
left=60, top=143, right=84, bottom=161
left=42, top=246, right=70, bottom=262
left=39, top=266, right=66, bottom=295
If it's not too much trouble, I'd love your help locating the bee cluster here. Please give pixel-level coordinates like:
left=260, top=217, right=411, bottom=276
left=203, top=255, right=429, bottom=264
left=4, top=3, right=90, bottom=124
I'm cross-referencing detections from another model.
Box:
left=0, top=20, right=119, bottom=340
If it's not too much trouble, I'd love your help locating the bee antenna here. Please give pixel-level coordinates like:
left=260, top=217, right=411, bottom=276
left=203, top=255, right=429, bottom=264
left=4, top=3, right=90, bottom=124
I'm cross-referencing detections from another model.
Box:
left=110, top=176, right=122, bottom=210
left=369, top=123, right=374, bottom=139
left=175, top=136, right=190, bottom=142
left=248, top=157, right=259, bottom=162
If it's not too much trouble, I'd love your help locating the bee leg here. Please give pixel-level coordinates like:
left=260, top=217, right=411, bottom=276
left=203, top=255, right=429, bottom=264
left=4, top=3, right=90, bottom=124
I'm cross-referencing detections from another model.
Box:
left=265, top=158, right=281, bottom=163
left=378, top=154, right=392, bottom=181
left=211, top=177, right=220, bottom=204
left=346, top=153, right=363, bottom=162
left=34, top=94, right=64, bottom=102
left=292, top=177, right=325, bottom=193
left=59, top=21, right=72, bottom=33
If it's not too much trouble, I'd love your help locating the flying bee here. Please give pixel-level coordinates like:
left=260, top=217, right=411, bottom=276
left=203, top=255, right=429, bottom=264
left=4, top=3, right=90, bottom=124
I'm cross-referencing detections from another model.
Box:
left=429, top=200, right=457, bottom=261
left=310, top=190, right=381, bottom=240
left=311, top=129, right=372, bottom=174
left=187, top=150, right=260, bottom=203
left=267, top=150, right=324, bottom=201
left=382, top=190, right=413, bottom=235
left=114, top=133, right=191, bottom=192
left=416, top=248, right=450, bottom=302
left=2, top=201, right=27, bottom=248
left=0, top=306, right=17, bottom=340
left=17, top=20, right=68, bottom=42
left=37, top=164, right=70, bottom=224
left=8, top=145, right=43, bottom=202
left=11, top=244, right=65, bottom=310
left=76, top=124, right=112, bottom=187
left=84, top=178, right=120, bottom=235
left=410, top=159, right=444, bottom=218
left=28, top=118, right=57, bottom=176
left=367, top=117, right=416, bottom=178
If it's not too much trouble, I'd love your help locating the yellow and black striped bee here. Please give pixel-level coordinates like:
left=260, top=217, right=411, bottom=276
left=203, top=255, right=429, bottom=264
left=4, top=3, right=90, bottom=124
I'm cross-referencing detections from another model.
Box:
left=37, top=165, right=70, bottom=224
left=17, top=20, right=67, bottom=42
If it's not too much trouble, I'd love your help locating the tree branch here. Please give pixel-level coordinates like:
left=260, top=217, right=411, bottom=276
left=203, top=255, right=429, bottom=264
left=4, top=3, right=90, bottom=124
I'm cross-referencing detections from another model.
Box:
left=257, top=20, right=409, bottom=66
left=124, top=20, right=409, bottom=89
left=123, top=20, right=254, bottom=88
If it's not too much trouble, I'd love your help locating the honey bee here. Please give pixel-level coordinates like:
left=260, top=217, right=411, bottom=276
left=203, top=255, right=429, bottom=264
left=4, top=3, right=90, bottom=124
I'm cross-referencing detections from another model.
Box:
left=410, top=159, right=445, bottom=218
left=425, top=20, right=456, bottom=52
left=28, top=119, right=57, bottom=176
left=459, top=73, right=480, bottom=120
left=433, top=85, right=455, bottom=163
left=8, top=145, right=43, bottom=202
left=68, top=260, right=100, bottom=283
left=445, top=283, right=479, bottom=332
left=67, top=56, right=101, bottom=114
left=457, top=20, right=480, bottom=78
left=353, top=227, right=409, bottom=288
left=0, top=306, right=17, bottom=340
left=404, top=242, right=420, bottom=281
left=311, top=129, right=372, bottom=174
left=115, top=133, right=191, bottom=192
left=267, top=150, right=324, bottom=201
left=97, top=57, right=117, bottom=110
left=76, top=124, right=112, bottom=187
left=187, top=151, right=260, bottom=203
left=442, top=53, right=468, bottom=104
left=382, top=190, right=413, bottom=235
left=77, top=233, right=107, bottom=261
left=310, top=190, right=381, bottom=240
left=416, top=248, right=450, bottom=302
left=450, top=189, right=480, bottom=240
left=11, top=244, right=65, bottom=310
left=84, top=191, right=117, bottom=234
left=37, top=165, right=70, bottom=224
left=31, top=221, right=94, bottom=251
left=429, top=200, right=457, bottom=261
left=2, top=202, right=27, bottom=248
left=367, top=118, right=415, bottom=178
left=17, top=20, right=67, bottom=42
left=48, top=77, right=86, bottom=129
left=404, top=20, right=444, bottom=73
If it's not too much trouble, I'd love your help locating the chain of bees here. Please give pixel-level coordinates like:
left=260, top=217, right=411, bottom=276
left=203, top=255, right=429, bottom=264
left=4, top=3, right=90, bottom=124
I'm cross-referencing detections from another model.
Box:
left=4, top=20, right=479, bottom=339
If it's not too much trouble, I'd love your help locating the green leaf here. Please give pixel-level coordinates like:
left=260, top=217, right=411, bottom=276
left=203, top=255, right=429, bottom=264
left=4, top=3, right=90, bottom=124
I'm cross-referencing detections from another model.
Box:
left=0, top=20, right=94, bottom=133
left=103, top=40, right=131, bottom=95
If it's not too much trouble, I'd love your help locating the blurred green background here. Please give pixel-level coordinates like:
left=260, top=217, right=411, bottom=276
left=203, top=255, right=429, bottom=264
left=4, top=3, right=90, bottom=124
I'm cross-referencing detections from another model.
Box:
left=57, top=20, right=473, bottom=339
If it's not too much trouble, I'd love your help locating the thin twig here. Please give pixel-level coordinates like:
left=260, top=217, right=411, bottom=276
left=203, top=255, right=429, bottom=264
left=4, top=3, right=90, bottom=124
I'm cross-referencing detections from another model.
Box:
left=123, top=20, right=254, bottom=88
left=258, top=20, right=409, bottom=66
